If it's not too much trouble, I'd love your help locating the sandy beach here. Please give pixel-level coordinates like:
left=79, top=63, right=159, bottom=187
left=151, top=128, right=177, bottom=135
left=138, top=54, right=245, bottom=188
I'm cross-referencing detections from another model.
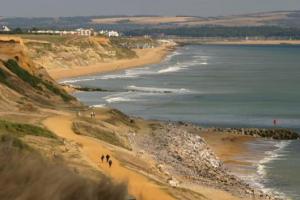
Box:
left=48, top=44, right=175, bottom=80
left=205, top=39, right=300, bottom=45
left=200, top=132, right=256, bottom=166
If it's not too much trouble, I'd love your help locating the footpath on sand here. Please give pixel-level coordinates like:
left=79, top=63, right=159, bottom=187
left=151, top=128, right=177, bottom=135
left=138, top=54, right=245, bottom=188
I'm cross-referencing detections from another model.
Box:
left=43, top=114, right=175, bottom=200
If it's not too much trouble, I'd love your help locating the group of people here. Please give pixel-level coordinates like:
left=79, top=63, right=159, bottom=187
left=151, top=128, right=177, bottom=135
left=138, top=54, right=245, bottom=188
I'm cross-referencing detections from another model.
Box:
left=90, top=111, right=96, bottom=119
left=101, top=154, right=113, bottom=168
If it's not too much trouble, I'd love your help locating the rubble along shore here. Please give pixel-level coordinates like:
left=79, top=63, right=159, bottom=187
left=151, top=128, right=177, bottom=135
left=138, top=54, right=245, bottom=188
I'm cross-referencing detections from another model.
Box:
left=132, top=120, right=299, bottom=200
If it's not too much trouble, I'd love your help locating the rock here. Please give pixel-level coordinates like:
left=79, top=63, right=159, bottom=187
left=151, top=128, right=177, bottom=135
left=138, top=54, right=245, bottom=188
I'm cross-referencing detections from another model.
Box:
left=168, top=177, right=179, bottom=187
left=157, top=164, right=164, bottom=173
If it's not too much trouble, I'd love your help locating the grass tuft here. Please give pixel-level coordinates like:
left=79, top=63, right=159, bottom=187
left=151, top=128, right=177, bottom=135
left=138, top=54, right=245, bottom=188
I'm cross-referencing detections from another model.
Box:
left=0, top=120, right=57, bottom=139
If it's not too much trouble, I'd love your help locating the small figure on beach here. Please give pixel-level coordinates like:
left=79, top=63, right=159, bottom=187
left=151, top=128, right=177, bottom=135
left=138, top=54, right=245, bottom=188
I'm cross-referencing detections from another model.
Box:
left=273, top=119, right=277, bottom=126
left=106, top=154, right=110, bottom=162
left=101, top=155, right=105, bottom=163
left=108, top=160, right=112, bottom=168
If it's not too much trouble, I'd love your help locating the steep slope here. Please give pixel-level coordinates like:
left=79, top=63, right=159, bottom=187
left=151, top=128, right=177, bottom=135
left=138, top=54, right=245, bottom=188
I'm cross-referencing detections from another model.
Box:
left=21, top=35, right=144, bottom=71
left=0, top=37, right=77, bottom=110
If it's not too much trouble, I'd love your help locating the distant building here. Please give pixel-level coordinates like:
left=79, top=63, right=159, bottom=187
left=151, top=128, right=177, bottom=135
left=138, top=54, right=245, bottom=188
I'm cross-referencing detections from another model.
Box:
left=1, top=25, right=11, bottom=32
left=30, top=28, right=95, bottom=37
left=99, top=30, right=120, bottom=37
left=75, top=28, right=94, bottom=36
left=108, top=31, right=119, bottom=37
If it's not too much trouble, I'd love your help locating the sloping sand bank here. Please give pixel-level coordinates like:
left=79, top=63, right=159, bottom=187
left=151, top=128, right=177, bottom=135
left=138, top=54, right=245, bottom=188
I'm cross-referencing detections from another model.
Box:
left=48, top=45, right=174, bottom=80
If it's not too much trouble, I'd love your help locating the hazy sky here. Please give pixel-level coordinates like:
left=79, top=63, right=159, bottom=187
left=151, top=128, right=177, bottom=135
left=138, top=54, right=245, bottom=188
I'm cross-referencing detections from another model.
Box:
left=1, top=0, right=300, bottom=17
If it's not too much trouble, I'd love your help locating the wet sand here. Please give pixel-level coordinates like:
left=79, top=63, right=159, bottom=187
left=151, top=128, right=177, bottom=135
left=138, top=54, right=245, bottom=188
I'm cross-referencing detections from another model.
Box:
left=200, top=131, right=256, bottom=166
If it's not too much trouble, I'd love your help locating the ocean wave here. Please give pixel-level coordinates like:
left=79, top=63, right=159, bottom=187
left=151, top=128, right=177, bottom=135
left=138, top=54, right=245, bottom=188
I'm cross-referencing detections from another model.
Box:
left=164, top=51, right=181, bottom=61
left=61, top=77, right=98, bottom=84
left=61, top=58, right=202, bottom=83
left=257, top=141, right=291, bottom=177
left=91, top=104, right=106, bottom=108
left=158, top=66, right=182, bottom=73
left=255, top=140, right=291, bottom=198
left=127, top=85, right=193, bottom=94
left=100, top=73, right=137, bottom=80
left=193, top=55, right=211, bottom=60
left=104, top=96, right=136, bottom=103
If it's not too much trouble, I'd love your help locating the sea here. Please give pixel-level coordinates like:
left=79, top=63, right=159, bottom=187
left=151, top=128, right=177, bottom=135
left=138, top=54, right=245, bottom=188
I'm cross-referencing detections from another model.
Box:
left=62, top=45, right=300, bottom=199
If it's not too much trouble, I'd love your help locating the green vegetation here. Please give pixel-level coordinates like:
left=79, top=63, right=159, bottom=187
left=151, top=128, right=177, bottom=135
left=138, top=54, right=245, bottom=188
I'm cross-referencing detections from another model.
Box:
left=0, top=68, right=10, bottom=87
left=0, top=119, right=57, bottom=139
left=4, top=60, right=42, bottom=89
left=3, top=59, right=74, bottom=102
left=0, top=134, right=30, bottom=150
left=20, top=35, right=71, bottom=44
left=72, top=121, right=129, bottom=149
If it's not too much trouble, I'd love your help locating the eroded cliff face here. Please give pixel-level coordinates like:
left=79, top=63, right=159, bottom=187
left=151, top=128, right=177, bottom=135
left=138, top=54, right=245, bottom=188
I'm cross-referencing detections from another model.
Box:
left=23, top=36, right=141, bottom=70
left=0, top=37, right=77, bottom=111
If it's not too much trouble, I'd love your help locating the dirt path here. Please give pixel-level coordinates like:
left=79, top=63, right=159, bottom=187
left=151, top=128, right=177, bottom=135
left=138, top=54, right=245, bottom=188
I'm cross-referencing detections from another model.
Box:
left=43, top=114, right=175, bottom=200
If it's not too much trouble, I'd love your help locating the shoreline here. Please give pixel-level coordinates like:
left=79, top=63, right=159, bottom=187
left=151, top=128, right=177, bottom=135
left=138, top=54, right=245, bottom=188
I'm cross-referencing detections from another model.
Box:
left=174, top=38, right=300, bottom=46
left=47, top=39, right=300, bottom=81
left=47, top=40, right=297, bottom=199
left=48, top=44, right=176, bottom=80
left=1, top=35, right=295, bottom=200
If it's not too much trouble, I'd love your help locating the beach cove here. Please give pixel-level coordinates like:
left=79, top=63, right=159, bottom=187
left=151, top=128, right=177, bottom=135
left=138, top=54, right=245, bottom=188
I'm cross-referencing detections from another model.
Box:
left=64, top=44, right=300, bottom=199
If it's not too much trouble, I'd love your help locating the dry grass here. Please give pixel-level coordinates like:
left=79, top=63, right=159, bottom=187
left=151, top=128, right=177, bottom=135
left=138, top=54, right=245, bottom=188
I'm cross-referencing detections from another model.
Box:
left=91, top=11, right=291, bottom=27
left=0, top=140, right=128, bottom=200
left=91, top=16, right=196, bottom=25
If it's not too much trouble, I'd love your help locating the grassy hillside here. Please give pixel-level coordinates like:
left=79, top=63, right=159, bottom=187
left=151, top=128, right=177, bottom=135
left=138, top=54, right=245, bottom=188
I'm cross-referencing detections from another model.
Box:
left=0, top=37, right=77, bottom=108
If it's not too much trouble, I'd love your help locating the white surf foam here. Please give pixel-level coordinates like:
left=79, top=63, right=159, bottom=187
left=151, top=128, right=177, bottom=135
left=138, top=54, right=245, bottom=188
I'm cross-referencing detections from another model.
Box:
left=164, top=51, right=181, bottom=61
left=127, top=85, right=193, bottom=94
left=104, top=97, right=135, bottom=103
left=61, top=55, right=203, bottom=83
left=253, top=140, right=291, bottom=198
left=61, top=77, right=97, bottom=84
left=91, top=104, right=106, bottom=108
left=158, top=66, right=182, bottom=73
left=257, top=141, right=291, bottom=177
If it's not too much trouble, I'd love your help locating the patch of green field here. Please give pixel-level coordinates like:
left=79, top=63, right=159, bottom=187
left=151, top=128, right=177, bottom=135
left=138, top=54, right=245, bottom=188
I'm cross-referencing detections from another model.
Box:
left=20, top=34, right=71, bottom=44
left=0, top=119, right=57, bottom=139
left=72, top=121, right=130, bottom=150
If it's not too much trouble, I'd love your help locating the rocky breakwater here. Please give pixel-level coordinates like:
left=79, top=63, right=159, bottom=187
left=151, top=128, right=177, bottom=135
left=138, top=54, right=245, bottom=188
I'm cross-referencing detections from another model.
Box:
left=211, top=127, right=299, bottom=140
left=135, top=122, right=279, bottom=199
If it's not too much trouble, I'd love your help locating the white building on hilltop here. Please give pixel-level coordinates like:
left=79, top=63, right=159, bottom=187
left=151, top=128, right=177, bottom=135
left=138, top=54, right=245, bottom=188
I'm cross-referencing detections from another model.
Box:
left=1, top=26, right=11, bottom=32
left=76, top=28, right=94, bottom=36
left=108, top=31, right=119, bottom=37
left=99, top=30, right=120, bottom=37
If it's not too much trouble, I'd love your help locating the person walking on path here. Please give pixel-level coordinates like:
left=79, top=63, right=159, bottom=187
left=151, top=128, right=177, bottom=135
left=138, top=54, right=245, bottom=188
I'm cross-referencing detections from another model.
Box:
left=101, top=155, right=105, bottom=163
left=108, top=160, right=112, bottom=168
left=106, top=154, right=110, bottom=162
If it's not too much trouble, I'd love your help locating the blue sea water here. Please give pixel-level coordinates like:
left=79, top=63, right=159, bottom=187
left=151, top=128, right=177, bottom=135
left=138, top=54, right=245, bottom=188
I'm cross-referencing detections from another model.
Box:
left=62, top=45, right=300, bottom=199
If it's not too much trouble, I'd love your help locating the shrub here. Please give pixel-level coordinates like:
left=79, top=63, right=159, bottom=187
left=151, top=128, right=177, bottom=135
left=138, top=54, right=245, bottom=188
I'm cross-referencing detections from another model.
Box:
left=0, top=120, right=57, bottom=139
